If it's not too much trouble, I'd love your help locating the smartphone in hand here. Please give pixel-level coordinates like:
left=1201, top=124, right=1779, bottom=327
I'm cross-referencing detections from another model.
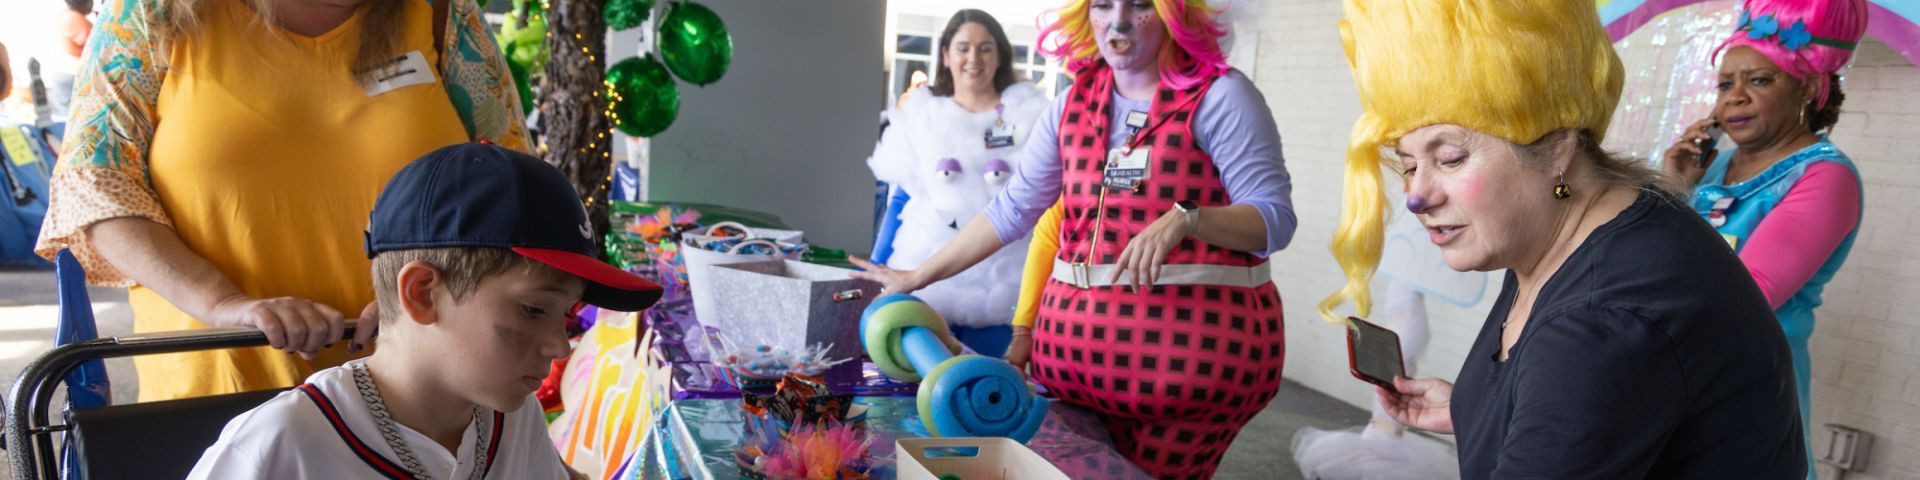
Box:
left=1346, top=316, right=1406, bottom=394
left=1697, top=124, right=1723, bottom=168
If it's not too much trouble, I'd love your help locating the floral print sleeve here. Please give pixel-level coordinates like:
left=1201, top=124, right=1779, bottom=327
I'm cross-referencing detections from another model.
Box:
left=439, top=0, right=532, bottom=152
left=38, top=0, right=530, bottom=285
left=34, top=0, right=170, bottom=286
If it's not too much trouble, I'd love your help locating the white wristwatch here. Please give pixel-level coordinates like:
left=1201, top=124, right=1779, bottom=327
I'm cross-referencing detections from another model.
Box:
left=1173, top=200, right=1201, bottom=234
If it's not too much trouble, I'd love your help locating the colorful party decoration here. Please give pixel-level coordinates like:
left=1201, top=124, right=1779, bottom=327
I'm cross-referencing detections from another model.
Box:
left=604, top=0, right=657, bottom=31
left=1596, top=0, right=1919, bottom=67
left=606, top=55, right=681, bottom=137
left=658, top=1, right=734, bottom=86
left=738, top=420, right=874, bottom=480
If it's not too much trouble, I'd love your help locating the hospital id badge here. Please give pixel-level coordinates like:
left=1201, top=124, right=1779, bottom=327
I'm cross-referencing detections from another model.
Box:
left=360, top=50, right=438, bottom=97
left=984, top=124, right=1017, bottom=148
left=1104, top=146, right=1151, bottom=191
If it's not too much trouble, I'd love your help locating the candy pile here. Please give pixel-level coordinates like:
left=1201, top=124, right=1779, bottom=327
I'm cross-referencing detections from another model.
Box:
left=714, top=337, right=852, bottom=385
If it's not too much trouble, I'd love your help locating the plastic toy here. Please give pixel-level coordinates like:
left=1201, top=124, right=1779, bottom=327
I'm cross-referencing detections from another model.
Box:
left=859, top=294, right=1047, bottom=442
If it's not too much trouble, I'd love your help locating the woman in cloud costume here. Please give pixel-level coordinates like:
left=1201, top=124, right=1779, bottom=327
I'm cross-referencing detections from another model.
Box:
left=867, top=10, right=1048, bottom=356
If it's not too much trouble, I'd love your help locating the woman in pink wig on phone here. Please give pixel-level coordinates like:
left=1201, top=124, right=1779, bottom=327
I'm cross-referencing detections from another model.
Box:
left=1661, top=2, right=1869, bottom=475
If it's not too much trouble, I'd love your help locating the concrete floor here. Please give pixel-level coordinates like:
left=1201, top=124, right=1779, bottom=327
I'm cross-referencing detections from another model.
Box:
left=0, top=266, right=1381, bottom=479
left=0, top=266, right=139, bottom=480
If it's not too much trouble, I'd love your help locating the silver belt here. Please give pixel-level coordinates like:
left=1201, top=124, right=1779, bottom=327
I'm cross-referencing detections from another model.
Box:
left=1052, top=258, right=1271, bottom=289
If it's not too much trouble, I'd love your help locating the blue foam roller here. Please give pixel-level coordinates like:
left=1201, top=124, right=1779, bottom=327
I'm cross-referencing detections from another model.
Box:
left=901, top=327, right=951, bottom=374
left=920, top=355, right=1048, bottom=442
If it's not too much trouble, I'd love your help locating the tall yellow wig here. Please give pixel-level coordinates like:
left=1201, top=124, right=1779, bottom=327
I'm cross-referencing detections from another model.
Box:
left=1320, top=0, right=1625, bottom=322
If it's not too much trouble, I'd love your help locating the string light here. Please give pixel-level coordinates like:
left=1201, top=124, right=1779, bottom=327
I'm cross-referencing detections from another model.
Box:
left=531, top=1, right=625, bottom=228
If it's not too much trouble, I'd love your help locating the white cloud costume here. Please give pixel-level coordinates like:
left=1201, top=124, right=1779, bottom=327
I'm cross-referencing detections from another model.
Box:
left=867, top=83, right=1048, bottom=328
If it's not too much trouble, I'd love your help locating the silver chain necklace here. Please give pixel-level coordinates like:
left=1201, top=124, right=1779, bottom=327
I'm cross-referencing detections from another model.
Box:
left=350, top=361, right=492, bottom=480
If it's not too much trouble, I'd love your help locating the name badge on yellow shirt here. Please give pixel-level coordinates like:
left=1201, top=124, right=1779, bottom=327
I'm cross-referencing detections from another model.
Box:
left=360, top=51, right=438, bottom=97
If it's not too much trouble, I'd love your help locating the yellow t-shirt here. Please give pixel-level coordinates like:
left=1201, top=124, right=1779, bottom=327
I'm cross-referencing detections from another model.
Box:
left=130, top=0, right=468, bottom=401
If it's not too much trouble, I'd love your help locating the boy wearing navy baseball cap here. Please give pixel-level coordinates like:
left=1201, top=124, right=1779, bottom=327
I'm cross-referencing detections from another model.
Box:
left=190, top=142, right=661, bottom=479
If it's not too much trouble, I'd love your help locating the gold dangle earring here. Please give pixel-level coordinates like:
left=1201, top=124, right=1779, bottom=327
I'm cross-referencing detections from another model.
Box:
left=1553, top=173, right=1571, bottom=200
left=1800, top=92, right=1816, bottom=128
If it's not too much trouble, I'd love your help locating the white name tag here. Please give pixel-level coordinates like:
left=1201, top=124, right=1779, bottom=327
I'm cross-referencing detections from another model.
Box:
left=361, top=50, right=437, bottom=97
left=984, top=124, right=1017, bottom=148
left=1104, top=146, right=1152, bottom=191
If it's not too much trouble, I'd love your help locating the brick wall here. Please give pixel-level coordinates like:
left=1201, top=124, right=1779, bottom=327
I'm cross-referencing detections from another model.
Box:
left=1798, top=34, right=1920, bottom=480
left=1250, top=3, right=1920, bottom=477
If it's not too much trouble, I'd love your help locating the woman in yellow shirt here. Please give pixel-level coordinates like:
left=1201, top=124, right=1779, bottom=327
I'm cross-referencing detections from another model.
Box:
left=36, top=0, right=529, bottom=401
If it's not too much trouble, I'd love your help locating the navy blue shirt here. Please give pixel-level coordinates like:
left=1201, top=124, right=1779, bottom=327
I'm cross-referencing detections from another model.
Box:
left=1451, top=190, right=1805, bottom=479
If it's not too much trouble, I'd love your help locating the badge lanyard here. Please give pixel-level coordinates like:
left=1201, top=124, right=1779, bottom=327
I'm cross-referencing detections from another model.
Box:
left=1072, top=112, right=1152, bottom=288
left=1072, top=76, right=1188, bottom=288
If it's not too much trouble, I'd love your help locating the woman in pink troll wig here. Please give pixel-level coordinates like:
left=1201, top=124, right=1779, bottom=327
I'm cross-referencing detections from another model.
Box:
left=852, top=0, right=1298, bottom=477
left=1661, top=2, right=1868, bottom=472
left=1039, top=0, right=1232, bottom=90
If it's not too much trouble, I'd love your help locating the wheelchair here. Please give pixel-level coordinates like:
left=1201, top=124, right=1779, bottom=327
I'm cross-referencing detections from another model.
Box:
left=4, top=251, right=359, bottom=479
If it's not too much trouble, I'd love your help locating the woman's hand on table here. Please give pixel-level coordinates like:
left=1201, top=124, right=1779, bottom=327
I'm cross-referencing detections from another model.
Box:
left=1377, top=376, right=1456, bottom=434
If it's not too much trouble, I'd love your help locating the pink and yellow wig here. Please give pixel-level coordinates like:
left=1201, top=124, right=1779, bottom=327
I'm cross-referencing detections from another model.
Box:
left=1037, top=0, right=1231, bottom=89
left=1716, top=0, right=1870, bottom=109
left=1320, top=0, right=1624, bottom=322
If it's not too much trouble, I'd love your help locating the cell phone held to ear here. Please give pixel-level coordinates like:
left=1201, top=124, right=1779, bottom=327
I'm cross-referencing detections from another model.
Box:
left=1346, top=316, right=1406, bottom=394
left=1697, top=124, right=1723, bottom=168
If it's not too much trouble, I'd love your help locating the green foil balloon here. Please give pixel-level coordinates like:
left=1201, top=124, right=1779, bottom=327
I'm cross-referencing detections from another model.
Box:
left=606, top=56, right=680, bottom=137
left=604, top=0, right=656, bottom=31
left=658, top=1, right=732, bottom=86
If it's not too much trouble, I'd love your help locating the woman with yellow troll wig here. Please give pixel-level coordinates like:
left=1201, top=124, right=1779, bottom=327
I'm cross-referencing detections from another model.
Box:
left=851, top=0, right=1297, bottom=477
left=1331, top=0, right=1807, bottom=477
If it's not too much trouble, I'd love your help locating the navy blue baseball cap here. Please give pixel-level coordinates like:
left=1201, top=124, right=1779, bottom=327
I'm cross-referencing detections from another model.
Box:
left=366, top=142, right=662, bottom=311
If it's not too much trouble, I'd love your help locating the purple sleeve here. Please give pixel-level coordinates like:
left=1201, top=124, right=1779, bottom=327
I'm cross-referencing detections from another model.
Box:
left=1193, top=72, right=1297, bottom=256
left=982, top=94, right=1070, bottom=245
